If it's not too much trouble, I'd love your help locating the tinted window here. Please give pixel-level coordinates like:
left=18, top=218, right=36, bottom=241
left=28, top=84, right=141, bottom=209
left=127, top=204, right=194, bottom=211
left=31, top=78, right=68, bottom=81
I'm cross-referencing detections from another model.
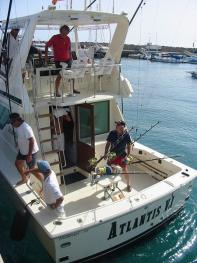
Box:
left=94, top=101, right=109, bottom=135
left=0, top=105, right=10, bottom=129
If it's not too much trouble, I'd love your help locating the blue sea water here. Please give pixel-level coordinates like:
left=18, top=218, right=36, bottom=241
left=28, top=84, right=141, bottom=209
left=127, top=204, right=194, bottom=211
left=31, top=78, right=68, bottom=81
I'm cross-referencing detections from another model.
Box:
left=0, top=59, right=197, bottom=263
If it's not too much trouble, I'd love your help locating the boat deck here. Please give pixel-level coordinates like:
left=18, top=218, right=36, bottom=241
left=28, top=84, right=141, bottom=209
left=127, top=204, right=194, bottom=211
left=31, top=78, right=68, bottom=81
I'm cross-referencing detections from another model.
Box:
left=62, top=164, right=159, bottom=217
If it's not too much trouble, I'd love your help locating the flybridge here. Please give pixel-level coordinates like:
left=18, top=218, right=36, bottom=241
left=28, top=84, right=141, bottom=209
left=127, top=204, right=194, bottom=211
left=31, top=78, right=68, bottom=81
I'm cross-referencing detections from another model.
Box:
left=2, top=10, right=129, bottom=28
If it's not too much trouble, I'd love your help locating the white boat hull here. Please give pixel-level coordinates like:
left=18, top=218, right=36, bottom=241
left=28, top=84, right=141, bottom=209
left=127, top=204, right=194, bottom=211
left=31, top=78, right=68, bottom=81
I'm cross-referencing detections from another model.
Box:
left=33, top=185, right=191, bottom=262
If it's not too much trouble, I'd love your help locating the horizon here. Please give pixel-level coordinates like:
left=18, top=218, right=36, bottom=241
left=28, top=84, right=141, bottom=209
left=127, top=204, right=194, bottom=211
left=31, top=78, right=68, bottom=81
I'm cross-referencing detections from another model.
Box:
left=1, top=0, right=197, bottom=49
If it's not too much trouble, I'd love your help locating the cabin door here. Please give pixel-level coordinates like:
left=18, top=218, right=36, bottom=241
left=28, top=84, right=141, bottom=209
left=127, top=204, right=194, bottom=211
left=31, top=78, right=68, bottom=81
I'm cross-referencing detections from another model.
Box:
left=76, top=103, right=95, bottom=171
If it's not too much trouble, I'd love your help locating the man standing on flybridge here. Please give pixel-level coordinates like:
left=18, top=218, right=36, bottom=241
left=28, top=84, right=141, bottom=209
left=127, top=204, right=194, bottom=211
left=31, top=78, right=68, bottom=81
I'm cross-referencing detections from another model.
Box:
left=45, top=25, right=79, bottom=97
left=10, top=113, right=39, bottom=185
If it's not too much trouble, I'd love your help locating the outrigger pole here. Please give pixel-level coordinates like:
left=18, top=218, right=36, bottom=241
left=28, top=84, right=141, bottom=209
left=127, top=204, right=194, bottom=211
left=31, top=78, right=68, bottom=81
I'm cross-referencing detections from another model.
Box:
left=0, top=0, right=17, bottom=145
left=0, top=0, right=13, bottom=69
left=1, top=0, right=13, bottom=114
left=129, top=0, right=145, bottom=26
left=85, top=0, right=97, bottom=10
left=0, top=0, right=14, bottom=116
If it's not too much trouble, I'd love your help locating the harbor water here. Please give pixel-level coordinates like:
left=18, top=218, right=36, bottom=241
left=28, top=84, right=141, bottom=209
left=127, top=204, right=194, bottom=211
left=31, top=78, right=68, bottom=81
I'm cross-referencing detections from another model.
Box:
left=0, top=59, right=197, bottom=263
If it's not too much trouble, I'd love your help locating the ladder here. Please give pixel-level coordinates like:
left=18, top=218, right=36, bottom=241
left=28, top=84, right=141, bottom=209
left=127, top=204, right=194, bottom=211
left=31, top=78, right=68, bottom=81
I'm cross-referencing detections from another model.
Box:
left=31, top=64, right=67, bottom=189
left=34, top=103, right=66, bottom=187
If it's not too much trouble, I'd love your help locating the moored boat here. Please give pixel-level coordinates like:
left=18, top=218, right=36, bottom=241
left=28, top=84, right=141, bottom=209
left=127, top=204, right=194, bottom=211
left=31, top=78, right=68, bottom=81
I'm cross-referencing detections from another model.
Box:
left=188, top=71, right=197, bottom=78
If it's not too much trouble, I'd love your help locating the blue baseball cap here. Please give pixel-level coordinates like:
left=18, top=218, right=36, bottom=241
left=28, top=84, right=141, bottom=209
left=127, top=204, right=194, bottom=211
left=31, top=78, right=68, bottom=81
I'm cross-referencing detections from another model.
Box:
left=37, top=160, right=51, bottom=173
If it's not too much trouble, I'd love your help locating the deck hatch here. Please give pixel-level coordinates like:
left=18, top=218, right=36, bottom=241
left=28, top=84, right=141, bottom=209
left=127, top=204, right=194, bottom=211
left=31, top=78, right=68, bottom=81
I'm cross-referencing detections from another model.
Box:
left=59, top=256, right=69, bottom=262
left=60, top=242, right=71, bottom=248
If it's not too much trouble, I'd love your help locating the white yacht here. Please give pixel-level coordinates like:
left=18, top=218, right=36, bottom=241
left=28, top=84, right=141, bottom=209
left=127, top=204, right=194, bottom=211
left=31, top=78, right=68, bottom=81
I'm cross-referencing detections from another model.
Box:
left=0, top=9, right=196, bottom=263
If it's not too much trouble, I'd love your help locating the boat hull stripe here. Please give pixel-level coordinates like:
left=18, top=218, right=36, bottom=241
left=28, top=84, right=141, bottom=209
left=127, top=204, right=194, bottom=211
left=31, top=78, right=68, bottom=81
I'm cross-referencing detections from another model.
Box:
left=0, top=90, right=22, bottom=105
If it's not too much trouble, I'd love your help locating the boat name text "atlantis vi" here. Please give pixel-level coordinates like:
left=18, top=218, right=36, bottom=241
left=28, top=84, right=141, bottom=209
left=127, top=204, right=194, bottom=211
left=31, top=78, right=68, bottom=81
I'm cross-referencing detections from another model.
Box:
left=108, top=194, right=174, bottom=240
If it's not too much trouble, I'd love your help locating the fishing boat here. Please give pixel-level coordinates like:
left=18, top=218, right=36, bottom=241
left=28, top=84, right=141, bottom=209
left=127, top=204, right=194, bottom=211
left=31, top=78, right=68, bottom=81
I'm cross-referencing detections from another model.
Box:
left=0, top=6, right=197, bottom=263
left=150, top=52, right=185, bottom=63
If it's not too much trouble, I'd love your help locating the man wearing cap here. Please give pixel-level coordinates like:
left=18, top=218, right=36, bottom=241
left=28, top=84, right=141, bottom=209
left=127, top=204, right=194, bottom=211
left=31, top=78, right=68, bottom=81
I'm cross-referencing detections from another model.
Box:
left=45, top=25, right=79, bottom=97
left=10, top=113, right=39, bottom=185
left=25, top=160, right=65, bottom=217
left=104, top=120, right=132, bottom=192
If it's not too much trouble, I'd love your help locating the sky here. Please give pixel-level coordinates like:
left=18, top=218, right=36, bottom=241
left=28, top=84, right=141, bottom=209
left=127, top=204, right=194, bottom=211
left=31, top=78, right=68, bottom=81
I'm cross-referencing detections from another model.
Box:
left=1, top=0, right=197, bottom=48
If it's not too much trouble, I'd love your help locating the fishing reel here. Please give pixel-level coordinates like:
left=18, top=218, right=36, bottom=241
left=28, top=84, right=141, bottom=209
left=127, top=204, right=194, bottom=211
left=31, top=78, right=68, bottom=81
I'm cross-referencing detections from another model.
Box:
left=107, top=152, right=116, bottom=161
left=95, top=165, right=113, bottom=175
left=122, top=155, right=133, bottom=165
left=88, top=157, right=98, bottom=168
left=90, top=165, right=112, bottom=186
left=88, top=152, right=116, bottom=169
left=90, top=165, right=122, bottom=186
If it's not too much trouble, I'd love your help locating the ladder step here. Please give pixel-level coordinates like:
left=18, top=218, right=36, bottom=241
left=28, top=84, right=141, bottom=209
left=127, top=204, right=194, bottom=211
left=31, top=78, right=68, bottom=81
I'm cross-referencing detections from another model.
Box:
left=44, top=150, right=59, bottom=155
left=57, top=172, right=64, bottom=177
left=38, top=113, right=51, bottom=118
left=40, top=138, right=57, bottom=143
left=39, top=126, right=51, bottom=131
left=50, top=161, right=60, bottom=166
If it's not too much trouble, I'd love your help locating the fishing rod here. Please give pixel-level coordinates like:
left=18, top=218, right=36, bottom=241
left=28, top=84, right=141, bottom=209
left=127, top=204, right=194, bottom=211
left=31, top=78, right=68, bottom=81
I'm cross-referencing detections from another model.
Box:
left=132, top=121, right=160, bottom=144
left=131, top=154, right=182, bottom=165
left=94, top=155, right=182, bottom=175
left=89, top=126, right=135, bottom=168
left=89, top=121, right=160, bottom=169
left=129, top=0, right=146, bottom=26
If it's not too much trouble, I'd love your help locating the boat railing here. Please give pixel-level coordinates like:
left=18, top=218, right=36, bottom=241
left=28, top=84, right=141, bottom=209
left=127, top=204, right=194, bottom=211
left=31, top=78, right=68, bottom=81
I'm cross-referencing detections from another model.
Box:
left=28, top=60, right=122, bottom=101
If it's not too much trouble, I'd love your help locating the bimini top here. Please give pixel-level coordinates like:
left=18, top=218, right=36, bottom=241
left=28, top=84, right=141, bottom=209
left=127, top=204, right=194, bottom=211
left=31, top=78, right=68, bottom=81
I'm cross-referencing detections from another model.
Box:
left=3, top=9, right=129, bottom=28
left=2, top=9, right=129, bottom=71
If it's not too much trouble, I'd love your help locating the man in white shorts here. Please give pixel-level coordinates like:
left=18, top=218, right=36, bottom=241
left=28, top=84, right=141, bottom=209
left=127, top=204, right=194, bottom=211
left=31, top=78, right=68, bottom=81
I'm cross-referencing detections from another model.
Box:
left=10, top=112, right=40, bottom=185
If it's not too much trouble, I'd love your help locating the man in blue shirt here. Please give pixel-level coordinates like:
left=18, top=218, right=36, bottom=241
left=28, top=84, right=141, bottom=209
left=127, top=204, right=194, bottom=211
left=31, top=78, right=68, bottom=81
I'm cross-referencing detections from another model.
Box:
left=104, top=120, right=132, bottom=192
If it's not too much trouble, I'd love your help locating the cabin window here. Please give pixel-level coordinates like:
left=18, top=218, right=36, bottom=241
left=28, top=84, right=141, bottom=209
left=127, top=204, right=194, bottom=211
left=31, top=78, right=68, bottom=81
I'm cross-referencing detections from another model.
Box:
left=0, top=105, right=10, bottom=129
left=94, top=101, right=109, bottom=135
